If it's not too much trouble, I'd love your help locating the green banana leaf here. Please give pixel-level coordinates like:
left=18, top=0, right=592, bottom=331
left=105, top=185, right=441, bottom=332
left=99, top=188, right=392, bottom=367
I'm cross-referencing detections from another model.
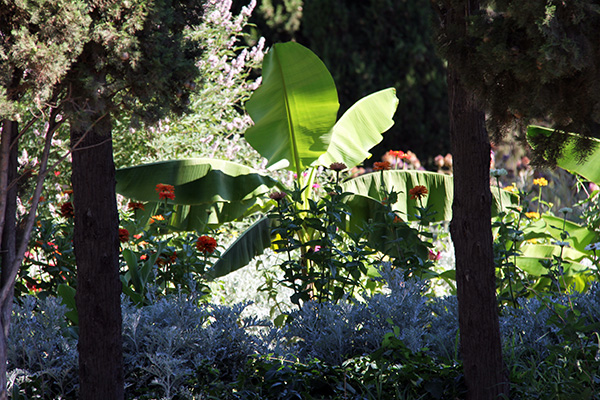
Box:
left=541, top=215, right=599, bottom=254
left=206, top=217, right=272, bottom=280
left=245, top=42, right=339, bottom=172
left=317, top=88, right=399, bottom=168
left=516, top=243, right=591, bottom=292
left=116, top=159, right=281, bottom=230
left=527, top=125, right=600, bottom=185
left=340, top=170, right=517, bottom=222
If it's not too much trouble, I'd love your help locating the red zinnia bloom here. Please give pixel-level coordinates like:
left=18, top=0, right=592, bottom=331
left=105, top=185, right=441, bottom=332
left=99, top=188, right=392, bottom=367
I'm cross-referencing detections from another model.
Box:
left=60, top=202, right=74, bottom=218
left=118, top=228, right=129, bottom=243
left=373, top=161, right=391, bottom=171
left=155, top=183, right=175, bottom=200
left=388, top=150, right=405, bottom=158
left=409, top=185, right=428, bottom=200
left=196, top=235, right=217, bottom=254
left=128, top=201, right=145, bottom=210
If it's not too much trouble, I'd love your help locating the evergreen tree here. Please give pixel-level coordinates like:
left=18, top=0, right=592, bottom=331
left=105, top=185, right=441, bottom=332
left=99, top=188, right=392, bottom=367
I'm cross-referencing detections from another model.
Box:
left=1, top=1, right=205, bottom=398
left=433, top=1, right=600, bottom=398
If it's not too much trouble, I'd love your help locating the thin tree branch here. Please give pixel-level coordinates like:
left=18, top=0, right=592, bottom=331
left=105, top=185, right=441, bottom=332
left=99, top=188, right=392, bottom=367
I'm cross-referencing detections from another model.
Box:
left=0, top=121, right=13, bottom=250
left=0, top=107, right=61, bottom=305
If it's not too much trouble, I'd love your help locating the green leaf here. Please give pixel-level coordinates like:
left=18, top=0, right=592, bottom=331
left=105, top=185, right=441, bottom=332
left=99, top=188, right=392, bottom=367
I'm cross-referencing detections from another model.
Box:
left=57, top=284, right=78, bottom=325
left=541, top=215, right=599, bottom=253
left=205, top=217, right=272, bottom=280
left=341, top=170, right=453, bottom=221
left=116, top=158, right=281, bottom=229
left=245, top=42, right=339, bottom=172
left=516, top=243, right=590, bottom=284
left=317, top=88, right=399, bottom=168
left=341, top=170, right=517, bottom=221
left=527, top=125, right=600, bottom=185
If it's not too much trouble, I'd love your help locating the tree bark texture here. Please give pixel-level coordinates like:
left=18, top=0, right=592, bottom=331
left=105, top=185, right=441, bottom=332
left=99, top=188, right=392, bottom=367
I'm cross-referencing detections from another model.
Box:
left=0, top=120, right=18, bottom=400
left=70, top=86, right=124, bottom=400
left=447, top=64, right=509, bottom=398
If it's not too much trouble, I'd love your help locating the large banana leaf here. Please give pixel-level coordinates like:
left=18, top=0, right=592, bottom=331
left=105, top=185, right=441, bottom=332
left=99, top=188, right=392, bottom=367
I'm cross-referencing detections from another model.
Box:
left=541, top=215, right=599, bottom=254
left=517, top=243, right=591, bottom=293
left=245, top=42, right=339, bottom=172
left=206, top=217, right=272, bottom=280
left=527, top=125, right=600, bottom=185
left=340, top=170, right=517, bottom=222
left=317, top=88, right=399, bottom=168
left=116, top=159, right=281, bottom=229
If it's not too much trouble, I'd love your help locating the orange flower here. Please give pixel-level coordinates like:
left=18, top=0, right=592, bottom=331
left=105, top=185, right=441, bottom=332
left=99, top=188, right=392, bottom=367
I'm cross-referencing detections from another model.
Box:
left=155, top=183, right=175, bottom=200
left=60, top=202, right=74, bottom=218
left=196, top=235, right=217, bottom=254
left=118, top=228, right=129, bottom=243
left=373, top=161, right=391, bottom=171
left=128, top=201, right=145, bottom=210
left=409, top=185, right=428, bottom=200
left=393, top=215, right=403, bottom=224
left=149, top=214, right=165, bottom=224
left=525, top=211, right=540, bottom=219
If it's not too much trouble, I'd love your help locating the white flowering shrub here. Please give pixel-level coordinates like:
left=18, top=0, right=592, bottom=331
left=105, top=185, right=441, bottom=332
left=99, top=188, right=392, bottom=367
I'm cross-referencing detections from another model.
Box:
left=113, top=0, right=271, bottom=172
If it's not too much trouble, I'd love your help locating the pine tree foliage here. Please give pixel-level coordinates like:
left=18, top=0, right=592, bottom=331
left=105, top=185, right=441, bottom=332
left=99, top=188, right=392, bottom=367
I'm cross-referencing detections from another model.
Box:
left=1, top=0, right=205, bottom=125
left=434, top=0, right=600, bottom=167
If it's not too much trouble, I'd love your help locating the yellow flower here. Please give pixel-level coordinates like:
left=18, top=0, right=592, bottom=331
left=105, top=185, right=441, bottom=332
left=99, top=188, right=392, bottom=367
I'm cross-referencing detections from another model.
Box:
left=533, top=177, right=548, bottom=187
left=503, top=184, right=517, bottom=193
left=525, top=211, right=540, bottom=219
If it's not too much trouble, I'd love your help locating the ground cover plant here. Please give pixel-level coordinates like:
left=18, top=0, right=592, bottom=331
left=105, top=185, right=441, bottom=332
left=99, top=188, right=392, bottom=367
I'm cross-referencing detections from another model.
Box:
left=5, top=2, right=600, bottom=399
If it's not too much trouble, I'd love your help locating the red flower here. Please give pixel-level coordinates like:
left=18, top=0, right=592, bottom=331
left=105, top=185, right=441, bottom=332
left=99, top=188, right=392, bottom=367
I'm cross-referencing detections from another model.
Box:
left=373, top=161, right=391, bottom=171
left=26, top=280, right=41, bottom=293
left=196, top=235, right=217, bottom=254
left=128, top=201, right=145, bottom=210
left=409, top=185, right=428, bottom=200
left=60, top=202, right=74, bottom=218
left=388, top=150, right=405, bottom=158
left=118, top=228, right=129, bottom=243
left=155, top=183, right=175, bottom=200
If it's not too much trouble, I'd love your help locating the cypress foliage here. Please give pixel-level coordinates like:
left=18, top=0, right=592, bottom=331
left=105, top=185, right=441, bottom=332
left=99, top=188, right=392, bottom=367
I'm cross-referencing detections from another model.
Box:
left=434, top=0, right=600, bottom=167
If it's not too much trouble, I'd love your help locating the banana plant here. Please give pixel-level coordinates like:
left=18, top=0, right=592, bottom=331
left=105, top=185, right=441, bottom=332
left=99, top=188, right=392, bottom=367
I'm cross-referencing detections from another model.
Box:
left=499, top=125, right=600, bottom=291
left=115, top=42, right=516, bottom=281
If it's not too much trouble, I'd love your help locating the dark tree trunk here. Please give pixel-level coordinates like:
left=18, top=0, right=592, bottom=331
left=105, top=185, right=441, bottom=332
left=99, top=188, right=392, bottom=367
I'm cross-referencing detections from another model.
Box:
left=445, top=2, right=509, bottom=398
left=0, top=120, right=18, bottom=400
left=70, top=76, right=124, bottom=399
left=447, top=47, right=509, bottom=400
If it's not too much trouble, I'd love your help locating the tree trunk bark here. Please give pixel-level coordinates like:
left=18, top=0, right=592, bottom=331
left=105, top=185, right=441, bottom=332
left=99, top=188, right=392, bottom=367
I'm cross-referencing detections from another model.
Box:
left=0, top=120, right=18, bottom=400
left=70, top=83, right=124, bottom=399
left=447, top=49, right=509, bottom=400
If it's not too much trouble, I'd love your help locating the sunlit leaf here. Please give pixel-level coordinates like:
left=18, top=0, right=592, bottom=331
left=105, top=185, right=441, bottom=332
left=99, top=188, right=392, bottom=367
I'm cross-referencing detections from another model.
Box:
left=245, top=42, right=339, bottom=172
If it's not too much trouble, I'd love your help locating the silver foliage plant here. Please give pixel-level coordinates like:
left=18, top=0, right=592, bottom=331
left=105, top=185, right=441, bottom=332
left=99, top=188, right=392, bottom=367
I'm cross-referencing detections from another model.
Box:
left=11, top=269, right=600, bottom=398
